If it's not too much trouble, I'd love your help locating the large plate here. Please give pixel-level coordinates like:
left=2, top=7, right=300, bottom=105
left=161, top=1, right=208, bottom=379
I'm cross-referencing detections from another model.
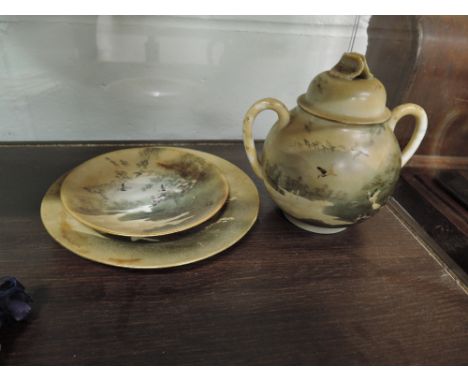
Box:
left=60, top=146, right=229, bottom=237
left=40, top=149, right=259, bottom=269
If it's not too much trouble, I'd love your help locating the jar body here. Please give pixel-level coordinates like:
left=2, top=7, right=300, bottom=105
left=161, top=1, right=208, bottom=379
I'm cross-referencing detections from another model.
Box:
left=262, top=106, right=401, bottom=228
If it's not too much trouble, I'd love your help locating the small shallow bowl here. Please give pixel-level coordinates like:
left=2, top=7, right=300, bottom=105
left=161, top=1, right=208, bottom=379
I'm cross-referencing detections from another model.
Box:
left=60, top=146, right=229, bottom=237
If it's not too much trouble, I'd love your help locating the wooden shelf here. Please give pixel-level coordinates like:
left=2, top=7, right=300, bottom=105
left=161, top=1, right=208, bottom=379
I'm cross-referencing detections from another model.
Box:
left=0, top=142, right=467, bottom=365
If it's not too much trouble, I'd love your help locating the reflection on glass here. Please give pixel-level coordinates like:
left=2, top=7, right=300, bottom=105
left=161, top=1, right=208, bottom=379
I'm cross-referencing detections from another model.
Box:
left=0, top=15, right=370, bottom=140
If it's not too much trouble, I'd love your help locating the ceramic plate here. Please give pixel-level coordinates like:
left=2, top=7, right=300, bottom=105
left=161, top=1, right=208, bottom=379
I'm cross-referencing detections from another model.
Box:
left=41, top=149, right=259, bottom=269
left=60, top=147, right=229, bottom=237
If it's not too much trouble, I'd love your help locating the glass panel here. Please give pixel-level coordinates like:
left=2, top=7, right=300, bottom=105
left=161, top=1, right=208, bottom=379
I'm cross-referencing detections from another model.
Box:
left=0, top=15, right=368, bottom=141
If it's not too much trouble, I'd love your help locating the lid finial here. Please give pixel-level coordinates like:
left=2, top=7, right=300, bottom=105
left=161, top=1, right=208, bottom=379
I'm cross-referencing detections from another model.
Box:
left=329, top=52, right=373, bottom=80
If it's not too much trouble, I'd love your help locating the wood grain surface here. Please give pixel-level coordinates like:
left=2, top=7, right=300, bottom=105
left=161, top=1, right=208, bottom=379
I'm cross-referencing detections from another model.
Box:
left=368, top=15, right=468, bottom=157
left=367, top=16, right=468, bottom=277
left=0, top=142, right=467, bottom=365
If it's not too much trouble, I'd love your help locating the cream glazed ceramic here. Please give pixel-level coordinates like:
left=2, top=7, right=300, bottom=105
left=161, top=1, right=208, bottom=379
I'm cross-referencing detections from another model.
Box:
left=41, top=149, right=260, bottom=269
left=243, top=52, right=428, bottom=234
left=60, top=146, right=229, bottom=237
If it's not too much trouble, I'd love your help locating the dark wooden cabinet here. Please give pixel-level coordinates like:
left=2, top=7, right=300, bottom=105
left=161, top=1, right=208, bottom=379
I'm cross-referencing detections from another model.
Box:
left=1, top=16, right=467, bottom=366
left=0, top=142, right=467, bottom=365
left=367, top=16, right=468, bottom=274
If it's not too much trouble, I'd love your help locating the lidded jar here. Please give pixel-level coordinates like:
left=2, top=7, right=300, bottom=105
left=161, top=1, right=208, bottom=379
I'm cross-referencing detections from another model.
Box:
left=242, top=52, right=427, bottom=234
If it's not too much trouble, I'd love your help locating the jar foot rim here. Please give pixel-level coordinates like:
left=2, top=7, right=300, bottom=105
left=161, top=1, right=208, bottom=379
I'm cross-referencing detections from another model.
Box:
left=284, top=213, right=347, bottom=234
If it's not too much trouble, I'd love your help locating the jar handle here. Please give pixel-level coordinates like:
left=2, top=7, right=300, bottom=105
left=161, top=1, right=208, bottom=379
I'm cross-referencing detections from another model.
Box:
left=386, top=103, right=428, bottom=167
left=242, top=98, right=290, bottom=179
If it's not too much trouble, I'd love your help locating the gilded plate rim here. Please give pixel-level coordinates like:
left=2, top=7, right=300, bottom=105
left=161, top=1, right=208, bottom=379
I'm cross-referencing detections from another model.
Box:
left=60, top=146, right=230, bottom=237
left=40, top=148, right=259, bottom=269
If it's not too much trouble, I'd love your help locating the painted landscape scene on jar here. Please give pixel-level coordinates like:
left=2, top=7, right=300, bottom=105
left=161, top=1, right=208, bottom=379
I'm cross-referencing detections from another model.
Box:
left=263, top=121, right=401, bottom=228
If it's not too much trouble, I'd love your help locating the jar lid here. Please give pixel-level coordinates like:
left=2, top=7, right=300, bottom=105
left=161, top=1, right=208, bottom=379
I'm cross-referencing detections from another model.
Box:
left=297, top=52, right=391, bottom=125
